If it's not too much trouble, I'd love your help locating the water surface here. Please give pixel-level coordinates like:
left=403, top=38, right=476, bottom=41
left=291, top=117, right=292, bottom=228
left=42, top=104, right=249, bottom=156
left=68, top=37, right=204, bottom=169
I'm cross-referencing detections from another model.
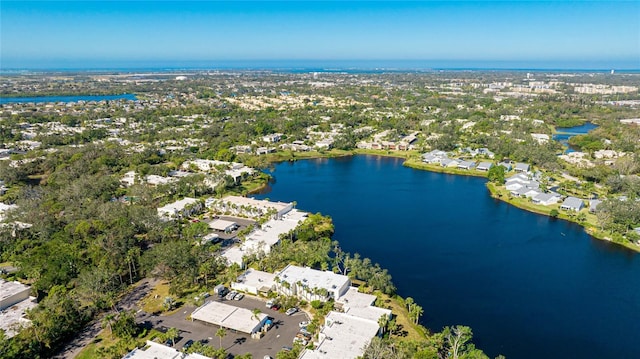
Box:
left=553, top=122, right=599, bottom=152
left=0, top=94, right=137, bottom=104
left=254, top=155, right=640, bottom=359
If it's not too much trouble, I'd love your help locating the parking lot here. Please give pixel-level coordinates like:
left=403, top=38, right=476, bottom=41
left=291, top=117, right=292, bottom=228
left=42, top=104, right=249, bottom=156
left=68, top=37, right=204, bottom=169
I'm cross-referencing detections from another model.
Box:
left=137, top=294, right=308, bottom=358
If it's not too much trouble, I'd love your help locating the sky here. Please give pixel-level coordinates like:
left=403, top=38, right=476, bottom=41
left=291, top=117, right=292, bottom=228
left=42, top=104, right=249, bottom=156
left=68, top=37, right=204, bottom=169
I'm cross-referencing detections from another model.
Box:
left=1, top=1, right=639, bottom=69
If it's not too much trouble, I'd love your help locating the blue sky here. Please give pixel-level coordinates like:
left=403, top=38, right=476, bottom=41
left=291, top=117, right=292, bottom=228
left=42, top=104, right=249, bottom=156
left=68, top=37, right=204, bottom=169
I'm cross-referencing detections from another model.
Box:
left=1, top=1, right=639, bottom=69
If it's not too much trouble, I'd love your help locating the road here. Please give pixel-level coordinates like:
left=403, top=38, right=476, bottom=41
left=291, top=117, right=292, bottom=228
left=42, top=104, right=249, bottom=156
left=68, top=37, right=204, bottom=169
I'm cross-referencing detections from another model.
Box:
left=52, top=278, right=159, bottom=359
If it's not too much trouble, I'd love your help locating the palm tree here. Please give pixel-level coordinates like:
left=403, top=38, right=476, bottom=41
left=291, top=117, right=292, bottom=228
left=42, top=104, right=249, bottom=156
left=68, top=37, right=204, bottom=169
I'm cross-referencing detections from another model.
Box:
left=166, top=327, right=179, bottom=347
left=101, top=313, right=116, bottom=338
left=251, top=308, right=262, bottom=321
left=216, top=327, right=227, bottom=348
left=377, top=314, right=389, bottom=336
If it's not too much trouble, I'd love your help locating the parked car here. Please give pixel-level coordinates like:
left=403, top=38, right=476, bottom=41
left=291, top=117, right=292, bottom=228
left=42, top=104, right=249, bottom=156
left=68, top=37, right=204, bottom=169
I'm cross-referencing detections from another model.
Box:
left=233, top=293, right=244, bottom=300
left=299, top=328, right=311, bottom=335
left=298, top=321, right=310, bottom=328
left=182, top=339, right=194, bottom=351
left=226, top=291, right=238, bottom=300
left=266, top=299, right=275, bottom=308
left=285, top=307, right=298, bottom=316
left=270, top=304, right=281, bottom=311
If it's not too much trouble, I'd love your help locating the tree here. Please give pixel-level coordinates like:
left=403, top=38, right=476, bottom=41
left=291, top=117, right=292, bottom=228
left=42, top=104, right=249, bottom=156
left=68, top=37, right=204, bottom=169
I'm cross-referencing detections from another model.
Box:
left=445, top=325, right=474, bottom=359
left=101, top=313, right=116, bottom=339
left=216, top=327, right=227, bottom=348
left=251, top=308, right=262, bottom=321
left=378, top=315, right=389, bottom=336
left=487, top=165, right=505, bottom=184
left=165, top=327, right=179, bottom=347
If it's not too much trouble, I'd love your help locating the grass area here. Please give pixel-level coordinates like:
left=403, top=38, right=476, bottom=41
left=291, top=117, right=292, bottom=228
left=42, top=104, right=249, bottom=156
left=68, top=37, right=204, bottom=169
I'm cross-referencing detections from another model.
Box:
left=375, top=292, right=428, bottom=341
left=76, top=328, right=165, bottom=359
left=403, top=158, right=488, bottom=178
left=266, top=149, right=353, bottom=163
left=139, top=281, right=186, bottom=315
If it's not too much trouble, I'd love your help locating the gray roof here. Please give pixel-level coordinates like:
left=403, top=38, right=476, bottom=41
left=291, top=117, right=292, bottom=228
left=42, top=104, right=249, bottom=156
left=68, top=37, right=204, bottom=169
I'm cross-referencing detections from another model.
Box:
left=477, top=161, right=493, bottom=169
left=534, top=192, right=560, bottom=203
left=515, top=163, right=530, bottom=171
left=561, top=196, right=584, bottom=209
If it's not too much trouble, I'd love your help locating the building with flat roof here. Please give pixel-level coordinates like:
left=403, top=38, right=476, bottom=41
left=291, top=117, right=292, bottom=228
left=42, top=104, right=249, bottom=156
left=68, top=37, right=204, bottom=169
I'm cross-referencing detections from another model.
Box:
left=123, top=340, right=211, bottom=359
left=157, top=197, right=201, bottom=221
left=336, top=287, right=392, bottom=323
left=275, top=265, right=350, bottom=302
left=0, top=279, right=36, bottom=338
left=221, top=209, right=308, bottom=266
left=208, top=195, right=293, bottom=220
left=232, top=268, right=276, bottom=295
left=190, top=301, right=268, bottom=334
left=208, top=219, right=238, bottom=233
left=299, top=311, right=380, bottom=359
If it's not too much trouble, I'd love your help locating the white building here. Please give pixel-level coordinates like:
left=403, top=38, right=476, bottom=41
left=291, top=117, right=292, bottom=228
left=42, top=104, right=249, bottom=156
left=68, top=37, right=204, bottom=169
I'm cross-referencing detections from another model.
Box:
left=157, top=197, right=201, bottom=221
left=299, top=311, right=380, bottom=359
left=208, top=196, right=294, bottom=219
left=275, top=265, right=350, bottom=302
left=190, top=301, right=268, bottom=334
left=122, top=340, right=211, bottom=359
left=222, top=209, right=308, bottom=266
left=232, top=268, right=276, bottom=295
left=0, top=279, right=37, bottom=338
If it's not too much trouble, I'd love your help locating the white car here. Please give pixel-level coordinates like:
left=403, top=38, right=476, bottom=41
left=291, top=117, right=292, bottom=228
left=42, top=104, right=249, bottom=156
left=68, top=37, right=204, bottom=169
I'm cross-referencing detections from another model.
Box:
left=298, top=321, right=310, bottom=328
left=233, top=293, right=244, bottom=300
left=285, top=307, right=298, bottom=316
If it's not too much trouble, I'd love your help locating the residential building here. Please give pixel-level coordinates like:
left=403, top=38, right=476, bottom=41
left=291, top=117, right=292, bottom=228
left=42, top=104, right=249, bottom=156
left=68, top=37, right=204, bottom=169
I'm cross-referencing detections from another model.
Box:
left=232, top=268, right=276, bottom=295
left=532, top=192, right=562, bottom=206
left=157, top=197, right=201, bottom=221
left=275, top=265, right=350, bottom=302
left=561, top=197, right=584, bottom=211
left=476, top=162, right=493, bottom=171
left=0, top=279, right=37, bottom=338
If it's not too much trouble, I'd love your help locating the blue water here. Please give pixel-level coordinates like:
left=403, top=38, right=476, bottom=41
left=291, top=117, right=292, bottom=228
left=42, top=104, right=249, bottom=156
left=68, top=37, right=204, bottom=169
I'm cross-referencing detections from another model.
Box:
left=254, top=155, right=640, bottom=359
left=553, top=122, right=599, bottom=153
left=0, top=94, right=137, bottom=104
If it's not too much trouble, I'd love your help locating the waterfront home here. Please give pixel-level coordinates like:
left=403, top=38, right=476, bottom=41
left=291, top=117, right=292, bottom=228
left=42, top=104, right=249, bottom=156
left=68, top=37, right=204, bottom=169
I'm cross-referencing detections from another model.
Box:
left=498, top=161, right=513, bottom=171
left=262, top=133, right=283, bottom=143
left=532, top=192, right=562, bottom=206
left=514, top=162, right=531, bottom=173
left=441, top=158, right=460, bottom=168
left=513, top=187, right=540, bottom=198
left=275, top=265, right=350, bottom=302
left=457, top=160, right=476, bottom=170
left=589, top=199, right=603, bottom=213
left=560, top=197, right=584, bottom=211
left=476, top=162, right=493, bottom=171
left=422, top=150, right=449, bottom=165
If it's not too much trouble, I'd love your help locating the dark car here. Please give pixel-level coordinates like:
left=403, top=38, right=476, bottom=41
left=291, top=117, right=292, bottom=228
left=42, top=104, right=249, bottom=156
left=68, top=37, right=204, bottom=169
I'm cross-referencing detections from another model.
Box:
left=182, top=339, right=194, bottom=350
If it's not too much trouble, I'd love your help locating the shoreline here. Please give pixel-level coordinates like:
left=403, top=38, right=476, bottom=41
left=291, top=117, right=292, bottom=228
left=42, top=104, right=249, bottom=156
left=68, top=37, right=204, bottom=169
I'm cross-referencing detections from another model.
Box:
left=258, top=149, right=640, bottom=254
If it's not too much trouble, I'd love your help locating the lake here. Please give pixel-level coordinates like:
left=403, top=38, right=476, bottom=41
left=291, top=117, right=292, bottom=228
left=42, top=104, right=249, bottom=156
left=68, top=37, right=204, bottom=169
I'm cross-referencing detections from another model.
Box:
left=553, top=122, right=599, bottom=152
left=0, top=93, right=137, bottom=104
left=253, top=155, right=640, bottom=359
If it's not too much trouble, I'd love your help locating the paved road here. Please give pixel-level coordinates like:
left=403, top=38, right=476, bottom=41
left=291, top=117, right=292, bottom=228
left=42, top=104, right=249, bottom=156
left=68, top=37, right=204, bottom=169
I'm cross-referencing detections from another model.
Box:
left=52, top=278, right=159, bottom=359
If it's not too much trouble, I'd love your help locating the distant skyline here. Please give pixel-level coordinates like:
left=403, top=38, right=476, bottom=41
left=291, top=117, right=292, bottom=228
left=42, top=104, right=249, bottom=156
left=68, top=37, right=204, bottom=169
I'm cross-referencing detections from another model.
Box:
left=1, top=1, right=639, bottom=70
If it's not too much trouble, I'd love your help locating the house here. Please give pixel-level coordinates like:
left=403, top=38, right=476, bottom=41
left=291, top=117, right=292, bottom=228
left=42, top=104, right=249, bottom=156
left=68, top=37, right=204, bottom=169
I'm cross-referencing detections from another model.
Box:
left=476, top=162, right=493, bottom=171
left=498, top=161, right=513, bottom=171
left=514, top=163, right=531, bottom=173
left=275, top=265, right=350, bottom=302
left=440, top=158, right=459, bottom=168
left=589, top=199, right=603, bottom=213
left=457, top=160, right=476, bottom=170
left=561, top=197, right=584, bottom=211
left=262, top=133, right=282, bottom=143
left=208, top=219, right=238, bottom=233
left=532, top=192, right=562, bottom=206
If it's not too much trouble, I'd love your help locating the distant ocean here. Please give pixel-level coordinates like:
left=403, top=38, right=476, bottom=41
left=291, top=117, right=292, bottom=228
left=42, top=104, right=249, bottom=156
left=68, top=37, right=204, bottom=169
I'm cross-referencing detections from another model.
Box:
left=2, top=59, right=639, bottom=73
